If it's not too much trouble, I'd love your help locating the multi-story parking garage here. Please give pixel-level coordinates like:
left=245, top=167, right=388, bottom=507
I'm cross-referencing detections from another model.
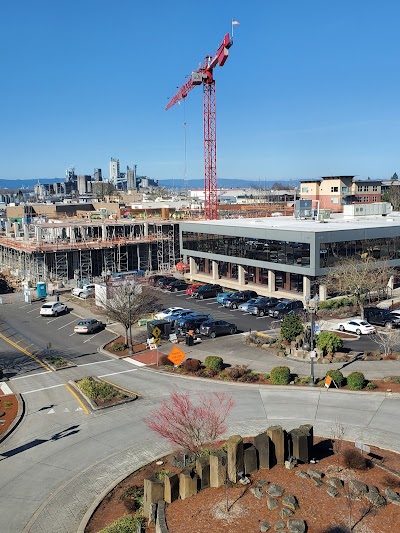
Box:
left=180, top=211, right=400, bottom=300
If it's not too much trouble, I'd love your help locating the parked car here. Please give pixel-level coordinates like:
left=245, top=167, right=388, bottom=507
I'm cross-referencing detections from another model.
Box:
left=363, top=307, right=400, bottom=328
left=176, top=314, right=213, bottom=334
left=74, top=318, right=103, bottom=334
left=148, top=274, right=167, bottom=286
left=72, top=284, right=95, bottom=297
left=192, top=284, right=222, bottom=300
left=158, top=276, right=177, bottom=288
left=238, top=297, right=266, bottom=313
left=164, top=309, right=196, bottom=323
left=200, top=319, right=237, bottom=338
left=154, top=307, right=185, bottom=320
left=216, top=291, right=235, bottom=304
left=186, top=283, right=203, bottom=296
left=165, top=279, right=188, bottom=292
left=40, top=301, right=68, bottom=317
left=248, top=297, right=280, bottom=316
left=222, top=290, right=258, bottom=309
left=268, top=299, right=304, bottom=319
left=338, top=320, right=376, bottom=335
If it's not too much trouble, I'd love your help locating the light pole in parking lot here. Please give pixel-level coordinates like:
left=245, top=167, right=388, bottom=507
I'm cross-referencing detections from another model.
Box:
left=305, top=294, right=319, bottom=386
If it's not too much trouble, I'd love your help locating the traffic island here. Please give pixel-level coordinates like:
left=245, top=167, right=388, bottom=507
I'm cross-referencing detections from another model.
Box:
left=42, top=356, right=77, bottom=371
left=69, top=377, right=139, bottom=411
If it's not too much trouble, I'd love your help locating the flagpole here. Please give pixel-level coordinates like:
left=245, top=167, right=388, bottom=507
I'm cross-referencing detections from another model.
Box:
left=231, top=18, right=234, bottom=39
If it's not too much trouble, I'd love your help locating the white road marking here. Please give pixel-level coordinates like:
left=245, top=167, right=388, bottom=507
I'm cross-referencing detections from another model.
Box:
left=24, top=384, right=65, bottom=394
left=58, top=319, right=78, bottom=330
left=19, top=304, right=33, bottom=309
left=124, top=357, right=146, bottom=367
left=98, top=369, right=138, bottom=377
left=206, top=302, right=218, bottom=305
left=27, top=308, right=40, bottom=314
left=69, top=332, right=76, bottom=336
left=48, top=408, right=55, bottom=414
left=47, top=317, right=62, bottom=324
left=83, top=334, right=97, bottom=343
left=77, top=360, right=114, bottom=367
left=11, top=370, right=51, bottom=381
left=0, top=382, right=13, bottom=395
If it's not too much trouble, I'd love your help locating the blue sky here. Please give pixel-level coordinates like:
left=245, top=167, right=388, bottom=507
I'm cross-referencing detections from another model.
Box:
left=0, top=0, right=399, bottom=182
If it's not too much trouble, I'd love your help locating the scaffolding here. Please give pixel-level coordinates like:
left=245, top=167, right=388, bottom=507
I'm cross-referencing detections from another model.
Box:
left=156, top=224, right=175, bottom=272
left=79, top=249, right=92, bottom=280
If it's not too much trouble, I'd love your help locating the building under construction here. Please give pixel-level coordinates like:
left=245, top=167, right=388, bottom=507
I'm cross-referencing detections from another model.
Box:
left=0, top=219, right=180, bottom=284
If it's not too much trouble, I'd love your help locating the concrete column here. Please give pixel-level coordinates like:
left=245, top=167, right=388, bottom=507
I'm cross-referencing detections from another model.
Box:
left=5, top=220, right=12, bottom=237
left=23, top=224, right=29, bottom=241
left=238, top=265, right=246, bottom=286
left=388, top=275, right=394, bottom=294
left=255, top=267, right=260, bottom=285
left=303, top=276, right=311, bottom=299
left=189, top=257, right=198, bottom=276
left=212, top=261, right=219, bottom=280
left=268, top=270, right=275, bottom=293
left=13, top=222, right=19, bottom=237
left=102, top=224, right=107, bottom=242
left=319, top=284, right=327, bottom=302
left=35, top=226, right=42, bottom=242
left=143, top=222, right=149, bottom=237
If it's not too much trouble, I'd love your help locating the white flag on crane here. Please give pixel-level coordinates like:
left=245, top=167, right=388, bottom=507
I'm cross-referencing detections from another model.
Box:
left=232, top=20, right=240, bottom=25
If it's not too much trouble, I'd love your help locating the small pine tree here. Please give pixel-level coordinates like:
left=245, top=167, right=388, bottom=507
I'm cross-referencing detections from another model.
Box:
left=280, top=313, right=304, bottom=342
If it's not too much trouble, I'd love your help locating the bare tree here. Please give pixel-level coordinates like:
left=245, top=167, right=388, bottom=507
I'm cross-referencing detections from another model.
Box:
left=372, top=329, right=400, bottom=357
left=146, top=390, right=235, bottom=456
left=99, top=281, right=161, bottom=344
left=322, top=257, right=394, bottom=318
left=330, top=419, right=347, bottom=471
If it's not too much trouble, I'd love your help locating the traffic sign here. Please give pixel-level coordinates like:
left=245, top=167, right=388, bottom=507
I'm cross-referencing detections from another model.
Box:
left=152, top=326, right=162, bottom=339
left=168, top=346, right=186, bottom=366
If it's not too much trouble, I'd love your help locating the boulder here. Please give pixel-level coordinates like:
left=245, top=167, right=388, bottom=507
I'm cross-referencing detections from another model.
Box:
left=287, top=519, right=306, bottom=533
left=256, top=479, right=269, bottom=488
left=327, top=477, right=343, bottom=489
left=267, top=484, right=285, bottom=497
left=348, top=479, right=368, bottom=495
left=326, top=487, right=339, bottom=498
left=250, top=487, right=264, bottom=500
left=281, top=507, right=293, bottom=518
left=295, top=471, right=309, bottom=479
left=267, top=497, right=279, bottom=510
left=385, top=488, right=400, bottom=505
left=282, top=494, right=299, bottom=511
left=260, top=522, right=271, bottom=532
left=274, top=521, right=286, bottom=531
left=364, top=492, right=386, bottom=507
left=368, top=485, right=379, bottom=494
left=307, top=468, right=322, bottom=479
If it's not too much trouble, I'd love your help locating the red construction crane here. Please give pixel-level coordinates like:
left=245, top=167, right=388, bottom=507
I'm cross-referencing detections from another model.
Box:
left=166, top=33, right=233, bottom=220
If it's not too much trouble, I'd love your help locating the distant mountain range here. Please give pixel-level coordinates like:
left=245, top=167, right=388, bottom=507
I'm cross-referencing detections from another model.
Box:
left=158, top=178, right=297, bottom=189
left=0, top=177, right=298, bottom=191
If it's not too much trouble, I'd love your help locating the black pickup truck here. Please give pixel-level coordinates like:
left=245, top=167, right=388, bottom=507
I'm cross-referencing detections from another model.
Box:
left=363, top=307, right=400, bottom=328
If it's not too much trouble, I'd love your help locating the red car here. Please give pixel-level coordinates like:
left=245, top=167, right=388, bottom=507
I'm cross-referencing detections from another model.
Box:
left=186, top=283, right=203, bottom=296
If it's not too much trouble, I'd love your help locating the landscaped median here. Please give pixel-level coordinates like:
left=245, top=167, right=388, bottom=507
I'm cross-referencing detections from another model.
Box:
left=42, top=355, right=77, bottom=371
left=68, top=377, right=139, bottom=411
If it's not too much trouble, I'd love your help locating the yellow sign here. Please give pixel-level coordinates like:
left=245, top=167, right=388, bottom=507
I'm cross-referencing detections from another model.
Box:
left=153, top=337, right=161, bottom=345
left=325, top=376, right=333, bottom=388
left=152, top=326, right=162, bottom=339
left=168, top=346, right=186, bottom=366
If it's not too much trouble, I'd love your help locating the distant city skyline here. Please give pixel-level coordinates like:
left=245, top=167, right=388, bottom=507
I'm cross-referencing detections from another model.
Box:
left=0, top=1, right=399, bottom=182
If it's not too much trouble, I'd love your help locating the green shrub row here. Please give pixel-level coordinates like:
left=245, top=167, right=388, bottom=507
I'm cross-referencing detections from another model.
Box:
left=99, top=515, right=144, bottom=533
left=325, top=370, right=366, bottom=390
left=77, top=377, right=122, bottom=401
left=270, top=366, right=291, bottom=385
left=319, top=297, right=355, bottom=309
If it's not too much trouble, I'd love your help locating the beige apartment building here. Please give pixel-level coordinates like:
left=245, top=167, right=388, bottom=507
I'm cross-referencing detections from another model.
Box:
left=300, top=176, right=382, bottom=211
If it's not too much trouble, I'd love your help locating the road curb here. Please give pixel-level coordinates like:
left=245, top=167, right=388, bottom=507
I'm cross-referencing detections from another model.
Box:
left=0, top=390, right=26, bottom=445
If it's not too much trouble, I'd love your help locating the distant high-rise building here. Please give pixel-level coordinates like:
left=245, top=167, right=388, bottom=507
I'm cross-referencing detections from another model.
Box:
left=127, top=165, right=137, bottom=191
left=93, top=168, right=102, bottom=182
left=65, top=166, right=77, bottom=184
left=77, top=175, right=92, bottom=195
left=109, top=158, right=120, bottom=185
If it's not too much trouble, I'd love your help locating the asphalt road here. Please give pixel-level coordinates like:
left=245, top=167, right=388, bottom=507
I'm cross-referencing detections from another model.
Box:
left=0, top=297, right=116, bottom=378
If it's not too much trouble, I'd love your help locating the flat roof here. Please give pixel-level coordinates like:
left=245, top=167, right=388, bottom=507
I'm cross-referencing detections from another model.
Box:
left=182, top=213, right=400, bottom=233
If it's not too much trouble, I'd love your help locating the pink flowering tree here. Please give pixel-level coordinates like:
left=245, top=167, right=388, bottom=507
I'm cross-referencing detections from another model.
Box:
left=145, top=390, right=235, bottom=456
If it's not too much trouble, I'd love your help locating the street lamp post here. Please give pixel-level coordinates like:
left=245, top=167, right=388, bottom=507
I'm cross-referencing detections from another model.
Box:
left=305, top=294, right=319, bottom=387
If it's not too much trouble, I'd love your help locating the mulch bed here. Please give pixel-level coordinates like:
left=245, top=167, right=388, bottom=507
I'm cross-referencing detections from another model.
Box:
left=105, top=336, right=148, bottom=358
left=85, top=438, right=400, bottom=533
left=0, top=394, right=19, bottom=437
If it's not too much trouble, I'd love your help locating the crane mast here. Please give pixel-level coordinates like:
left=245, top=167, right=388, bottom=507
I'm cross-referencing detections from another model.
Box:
left=166, top=33, right=233, bottom=220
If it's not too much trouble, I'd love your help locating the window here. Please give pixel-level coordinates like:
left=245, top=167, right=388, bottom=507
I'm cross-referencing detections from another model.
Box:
left=301, top=187, right=309, bottom=193
left=330, top=186, right=339, bottom=193
left=342, top=186, right=348, bottom=193
left=363, top=186, right=369, bottom=192
left=356, top=196, right=362, bottom=202
left=372, top=186, right=378, bottom=192
left=331, top=197, right=339, bottom=203
left=372, top=196, right=377, bottom=202
left=357, top=186, right=363, bottom=192
left=364, top=197, right=369, bottom=202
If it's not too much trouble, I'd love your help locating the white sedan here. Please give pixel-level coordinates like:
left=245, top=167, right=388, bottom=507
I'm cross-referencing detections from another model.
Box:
left=338, top=320, right=376, bottom=335
left=154, top=307, right=185, bottom=320
left=40, top=301, right=68, bottom=317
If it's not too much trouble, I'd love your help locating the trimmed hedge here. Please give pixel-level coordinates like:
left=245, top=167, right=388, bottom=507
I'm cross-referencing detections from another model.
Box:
left=99, top=515, right=144, bottom=533
left=270, top=366, right=291, bottom=385
left=326, top=369, right=345, bottom=388
left=347, top=371, right=365, bottom=390
left=205, top=356, right=224, bottom=372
